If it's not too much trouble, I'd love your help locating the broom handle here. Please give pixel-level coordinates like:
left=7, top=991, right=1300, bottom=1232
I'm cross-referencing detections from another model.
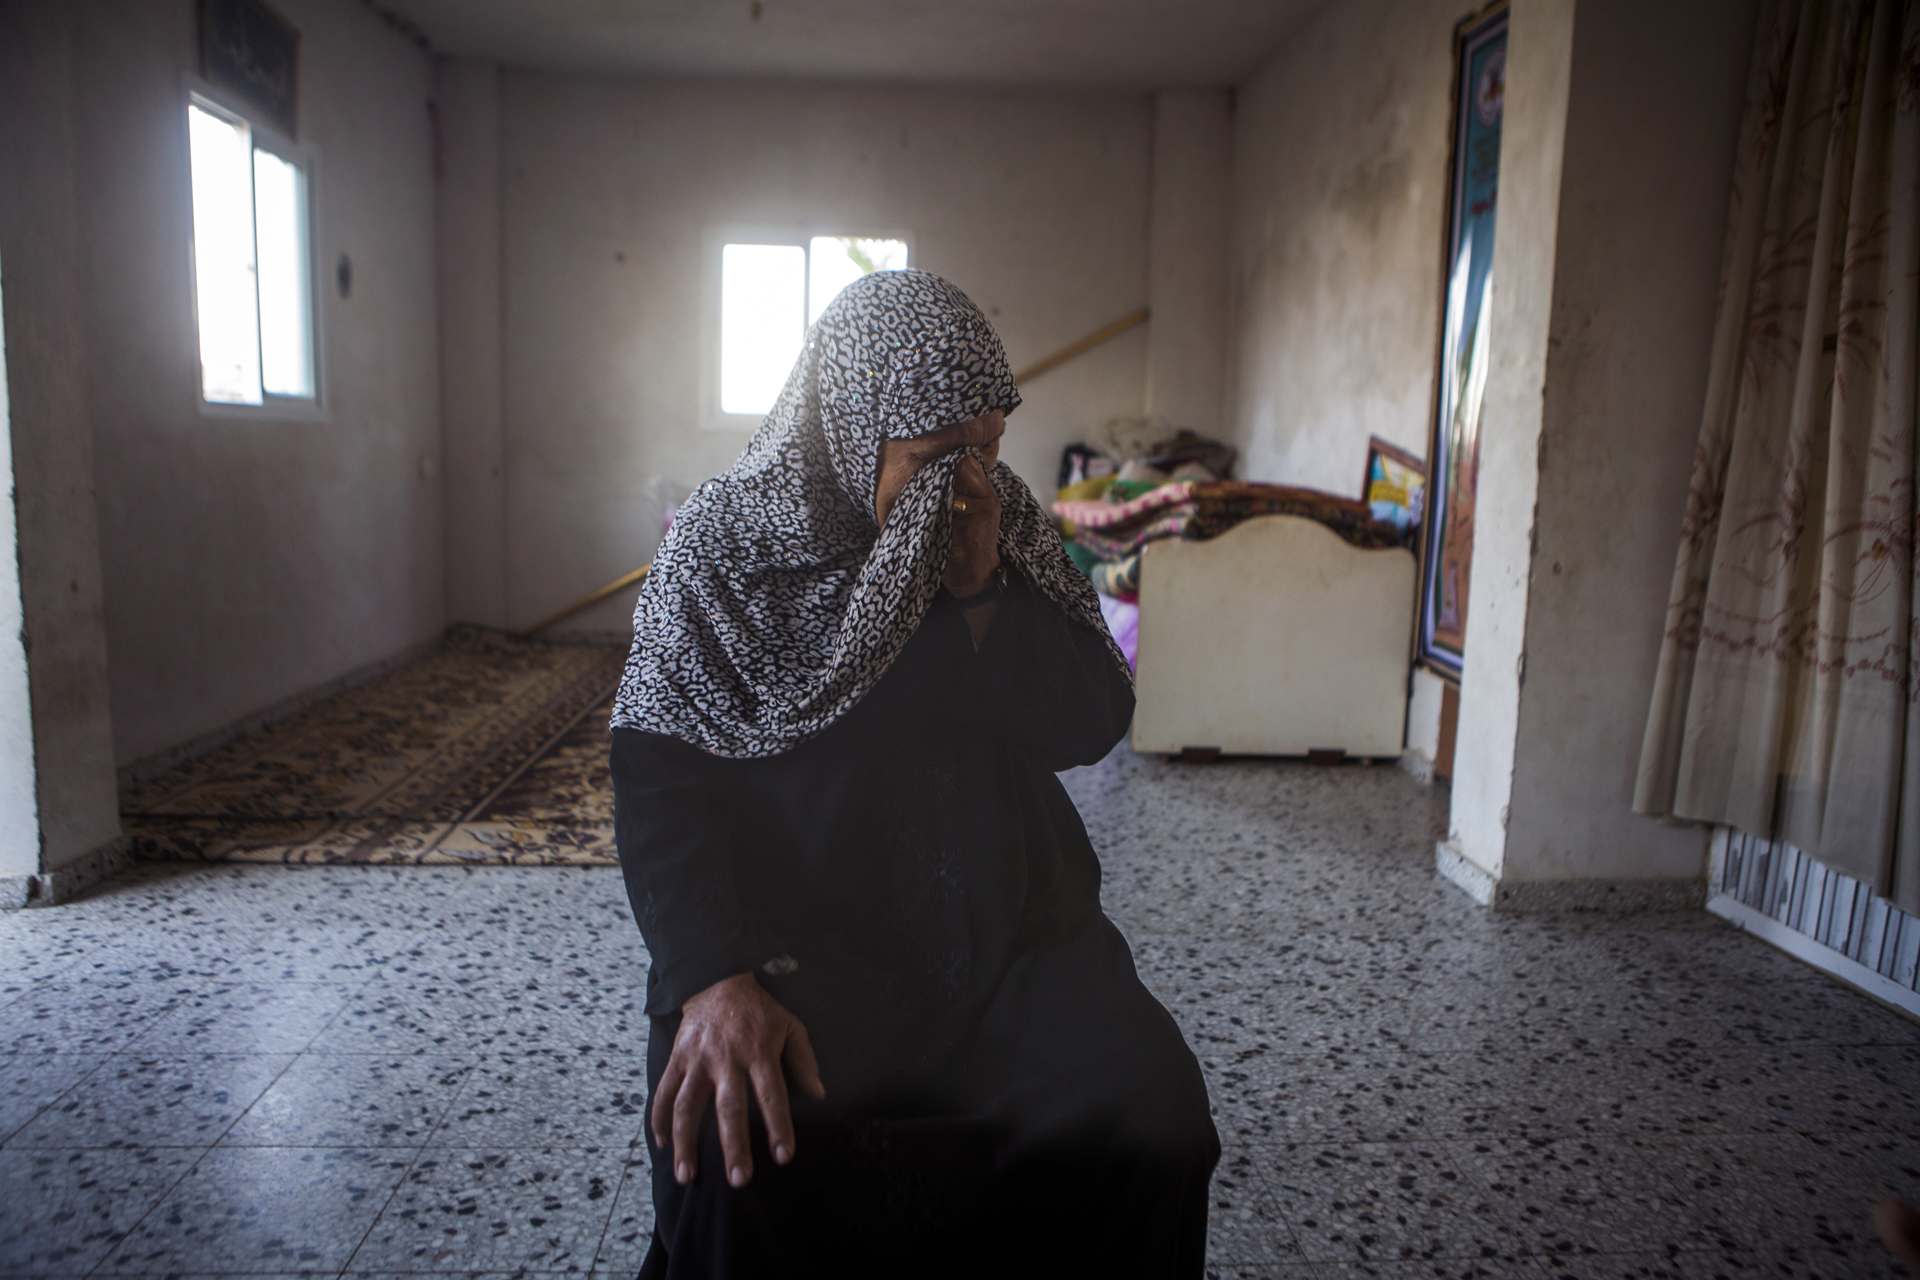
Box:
left=1014, top=307, right=1149, bottom=383
left=519, top=564, right=650, bottom=637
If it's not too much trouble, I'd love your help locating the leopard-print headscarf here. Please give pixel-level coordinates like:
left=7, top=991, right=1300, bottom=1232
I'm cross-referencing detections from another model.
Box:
left=609, top=269, right=1127, bottom=758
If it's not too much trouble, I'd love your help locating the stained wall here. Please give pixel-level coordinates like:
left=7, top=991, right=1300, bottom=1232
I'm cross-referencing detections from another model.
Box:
left=1225, top=0, right=1468, bottom=496
left=1145, top=90, right=1233, bottom=438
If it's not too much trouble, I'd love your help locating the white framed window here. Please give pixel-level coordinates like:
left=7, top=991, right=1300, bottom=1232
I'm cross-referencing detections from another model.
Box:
left=187, top=92, right=321, bottom=415
left=706, top=231, right=910, bottom=428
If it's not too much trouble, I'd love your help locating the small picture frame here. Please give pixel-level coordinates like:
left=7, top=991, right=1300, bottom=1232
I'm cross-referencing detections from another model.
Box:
left=199, top=0, right=300, bottom=141
left=1361, top=436, right=1427, bottom=542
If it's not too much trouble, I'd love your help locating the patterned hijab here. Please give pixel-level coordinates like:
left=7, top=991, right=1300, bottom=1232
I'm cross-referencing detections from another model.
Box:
left=610, top=269, right=1127, bottom=758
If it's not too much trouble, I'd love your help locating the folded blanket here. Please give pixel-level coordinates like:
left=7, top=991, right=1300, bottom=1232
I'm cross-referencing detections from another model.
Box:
left=1054, top=480, right=1206, bottom=530
left=1056, top=476, right=1117, bottom=506
left=1055, top=481, right=1401, bottom=558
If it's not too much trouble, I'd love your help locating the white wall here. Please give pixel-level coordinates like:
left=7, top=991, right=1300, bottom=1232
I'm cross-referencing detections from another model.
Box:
left=438, top=60, right=508, bottom=631
left=440, top=72, right=1154, bottom=635
left=1446, top=0, right=1575, bottom=883
left=70, top=0, right=443, bottom=767
left=1225, top=0, right=1466, bottom=494
left=1145, top=91, right=1232, bottom=439
left=0, top=262, right=50, bottom=877
left=1405, top=668, right=1445, bottom=766
left=1499, top=0, right=1756, bottom=884
left=0, top=4, right=124, bottom=871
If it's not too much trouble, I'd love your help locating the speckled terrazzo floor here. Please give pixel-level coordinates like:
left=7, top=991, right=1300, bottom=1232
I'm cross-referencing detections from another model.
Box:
left=0, top=747, right=1915, bottom=1278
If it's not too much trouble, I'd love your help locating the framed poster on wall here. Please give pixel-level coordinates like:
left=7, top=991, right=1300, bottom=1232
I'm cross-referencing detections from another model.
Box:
left=1362, top=435, right=1427, bottom=542
left=1415, top=0, right=1507, bottom=684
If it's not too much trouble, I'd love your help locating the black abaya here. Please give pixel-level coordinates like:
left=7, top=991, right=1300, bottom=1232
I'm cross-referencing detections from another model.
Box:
left=612, top=577, right=1218, bottom=1278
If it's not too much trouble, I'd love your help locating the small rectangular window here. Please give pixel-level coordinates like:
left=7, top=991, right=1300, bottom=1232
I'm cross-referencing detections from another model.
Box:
left=806, top=236, right=909, bottom=326
left=188, top=98, right=317, bottom=409
left=716, top=234, right=909, bottom=421
left=253, top=148, right=313, bottom=398
left=188, top=103, right=260, bottom=404
left=720, top=243, right=806, bottom=417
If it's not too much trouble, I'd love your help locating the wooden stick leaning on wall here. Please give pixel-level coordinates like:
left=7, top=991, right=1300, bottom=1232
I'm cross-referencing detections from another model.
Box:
left=1012, top=307, right=1148, bottom=383
left=519, top=307, right=1151, bottom=637
left=519, top=564, right=650, bottom=638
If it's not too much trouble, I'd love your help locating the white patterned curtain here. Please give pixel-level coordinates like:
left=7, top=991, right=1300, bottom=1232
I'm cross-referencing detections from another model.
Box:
left=1635, top=0, right=1920, bottom=912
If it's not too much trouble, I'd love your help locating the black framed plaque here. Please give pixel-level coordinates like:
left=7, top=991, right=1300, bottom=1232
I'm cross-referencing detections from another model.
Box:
left=199, top=0, right=300, bottom=140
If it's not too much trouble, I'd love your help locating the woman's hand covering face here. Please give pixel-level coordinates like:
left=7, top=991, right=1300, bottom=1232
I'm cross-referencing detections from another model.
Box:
left=612, top=270, right=1132, bottom=759
left=873, top=410, right=1005, bottom=599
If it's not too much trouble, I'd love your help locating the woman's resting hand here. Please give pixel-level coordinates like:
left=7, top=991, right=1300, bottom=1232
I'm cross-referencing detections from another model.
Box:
left=653, top=973, right=826, bottom=1188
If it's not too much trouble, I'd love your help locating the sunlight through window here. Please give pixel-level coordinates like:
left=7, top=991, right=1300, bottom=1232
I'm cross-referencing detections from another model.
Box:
left=720, top=244, right=806, bottom=416
left=719, top=236, right=908, bottom=419
left=807, top=237, right=909, bottom=325
left=189, top=104, right=261, bottom=405
left=254, top=148, right=313, bottom=399
left=188, top=100, right=316, bottom=408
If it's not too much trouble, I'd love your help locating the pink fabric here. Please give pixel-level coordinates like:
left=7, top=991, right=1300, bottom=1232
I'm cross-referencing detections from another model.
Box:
left=1098, top=593, right=1139, bottom=672
left=1074, top=513, right=1196, bottom=561
left=1055, top=482, right=1197, bottom=530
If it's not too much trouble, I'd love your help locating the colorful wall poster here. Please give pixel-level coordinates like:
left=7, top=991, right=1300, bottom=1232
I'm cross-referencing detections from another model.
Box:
left=1416, top=2, right=1506, bottom=683
left=1362, top=436, right=1428, bottom=543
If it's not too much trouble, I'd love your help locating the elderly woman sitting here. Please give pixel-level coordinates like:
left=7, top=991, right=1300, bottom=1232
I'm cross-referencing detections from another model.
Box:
left=610, top=270, right=1218, bottom=1278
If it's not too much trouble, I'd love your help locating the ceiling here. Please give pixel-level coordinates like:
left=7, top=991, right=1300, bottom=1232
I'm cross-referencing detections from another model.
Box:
left=370, top=0, right=1329, bottom=91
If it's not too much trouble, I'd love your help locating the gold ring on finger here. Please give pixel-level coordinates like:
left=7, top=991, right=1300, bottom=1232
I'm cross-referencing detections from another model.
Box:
left=952, top=497, right=970, bottom=514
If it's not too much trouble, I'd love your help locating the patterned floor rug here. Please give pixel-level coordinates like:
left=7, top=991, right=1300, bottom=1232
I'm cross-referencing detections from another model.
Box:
left=123, top=627, right=626, bottom=865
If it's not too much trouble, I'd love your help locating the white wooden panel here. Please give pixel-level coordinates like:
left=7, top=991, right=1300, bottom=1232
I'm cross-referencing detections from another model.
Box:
left=1715, top=825, right=1920, bottom=994
left=1864, top=898, right=1893, bottom=973
left=1896, top=918, right=1920, bottom=988
left=1131, top=515, right=1416, bottom=757
left=1707, top=895, right=1920, bottom=1021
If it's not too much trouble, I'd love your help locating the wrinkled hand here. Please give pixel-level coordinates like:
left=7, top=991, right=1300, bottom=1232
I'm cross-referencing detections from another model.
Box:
left=946, top=452, right=1003, bottom=599
left=652, top=973, right=825, bottom=1188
